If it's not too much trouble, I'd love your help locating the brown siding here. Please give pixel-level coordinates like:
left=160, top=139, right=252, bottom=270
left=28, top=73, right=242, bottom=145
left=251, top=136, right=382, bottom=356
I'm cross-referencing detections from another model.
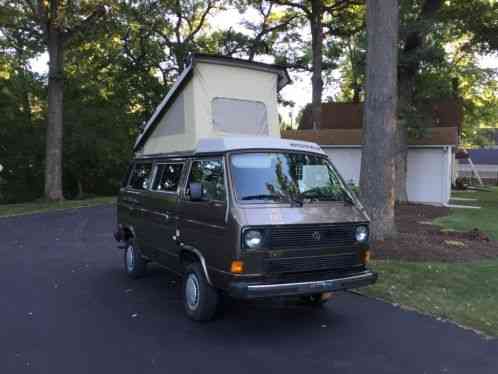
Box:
left=282, top=127, right=459, bottom=146
left=299, top=99, right=463, bottom=131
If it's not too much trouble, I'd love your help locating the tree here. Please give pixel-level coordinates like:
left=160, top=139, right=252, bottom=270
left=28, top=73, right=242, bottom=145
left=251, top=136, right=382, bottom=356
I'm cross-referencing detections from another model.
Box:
left=334, top=0, right=497, bottom=201
left=121, top=0, right=222, bottom=81
left=394, top=0, right=443, bottom=202
left=3, top=1, right=109, bottom=201
left=359, top=0, right=398, bottom=240
left=272, top=0, right=359, bottom=130
left=328, top=3, right=366, bottom=103
left=0, top=27, right=46, bottom=203
left=211, top=0, right=298, bottom=61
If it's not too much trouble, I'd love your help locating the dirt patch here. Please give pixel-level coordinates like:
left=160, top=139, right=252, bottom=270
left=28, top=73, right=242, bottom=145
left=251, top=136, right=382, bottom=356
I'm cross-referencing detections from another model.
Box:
left=372, top=204, right=498, bottom=262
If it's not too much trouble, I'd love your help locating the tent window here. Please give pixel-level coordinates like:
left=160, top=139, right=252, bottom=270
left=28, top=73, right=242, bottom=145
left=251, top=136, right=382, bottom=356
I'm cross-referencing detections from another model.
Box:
left=212, top=98, right=268, bottom=135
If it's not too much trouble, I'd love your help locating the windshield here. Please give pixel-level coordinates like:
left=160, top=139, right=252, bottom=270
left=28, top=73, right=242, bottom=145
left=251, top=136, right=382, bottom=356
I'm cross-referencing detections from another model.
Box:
left=230, top=152, right=351, bottom=204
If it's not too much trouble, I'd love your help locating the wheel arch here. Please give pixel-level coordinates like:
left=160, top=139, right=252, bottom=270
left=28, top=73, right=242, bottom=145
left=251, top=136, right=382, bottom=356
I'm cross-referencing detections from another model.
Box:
left=179, top=246, right=212, bottom=286
left=114, top=224, right=136, bottom=242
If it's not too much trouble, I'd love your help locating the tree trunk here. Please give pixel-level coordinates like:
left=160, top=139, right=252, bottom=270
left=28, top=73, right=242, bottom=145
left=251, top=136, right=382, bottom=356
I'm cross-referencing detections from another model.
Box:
left=395, top=75, right=412, bottom=203
left=76, top=178, right=84, bottom=200
left=359, top=0, right=399, bottom=241
left=394, top=123, right=408, bottom=203
left=45, top=19, right=64, bottom=201
left=310, top=0, right=323, bottom=131
left=352, top=82, right=361, bottom=103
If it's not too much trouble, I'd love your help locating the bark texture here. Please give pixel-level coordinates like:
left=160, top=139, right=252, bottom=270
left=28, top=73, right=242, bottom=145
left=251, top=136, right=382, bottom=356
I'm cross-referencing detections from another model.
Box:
left=310, top=0, right=323, bottom=131
left=359, top=0, right=399, bottom=241
left=45, top=0, right=64, bottom=201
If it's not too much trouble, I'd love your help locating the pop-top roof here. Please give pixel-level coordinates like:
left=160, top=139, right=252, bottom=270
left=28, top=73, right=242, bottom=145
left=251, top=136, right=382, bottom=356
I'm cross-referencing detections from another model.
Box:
left=134, top=54, right=291, bottom=152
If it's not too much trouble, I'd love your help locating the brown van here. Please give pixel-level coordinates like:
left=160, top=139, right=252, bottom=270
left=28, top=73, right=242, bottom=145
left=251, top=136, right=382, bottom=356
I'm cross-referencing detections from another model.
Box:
left=114, top=137, right=377, bottom=321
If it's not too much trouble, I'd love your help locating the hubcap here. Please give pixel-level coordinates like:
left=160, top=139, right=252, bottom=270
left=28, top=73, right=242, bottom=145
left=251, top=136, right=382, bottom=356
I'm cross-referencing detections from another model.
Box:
left=126, top=246, right=135, bottom=272
left=185, top=273, right=200, bottom=310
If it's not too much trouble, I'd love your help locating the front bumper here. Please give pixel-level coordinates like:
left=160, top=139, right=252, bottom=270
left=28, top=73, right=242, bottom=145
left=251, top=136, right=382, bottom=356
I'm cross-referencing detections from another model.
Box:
left=228, top=269, right=377, bottom=299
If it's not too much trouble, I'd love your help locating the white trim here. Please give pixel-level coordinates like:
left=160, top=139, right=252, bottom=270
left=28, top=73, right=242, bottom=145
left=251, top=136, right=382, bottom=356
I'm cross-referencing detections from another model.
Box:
left=321, top=144, right=453, bottom=149
left=195, top=137, right=326, bottom=155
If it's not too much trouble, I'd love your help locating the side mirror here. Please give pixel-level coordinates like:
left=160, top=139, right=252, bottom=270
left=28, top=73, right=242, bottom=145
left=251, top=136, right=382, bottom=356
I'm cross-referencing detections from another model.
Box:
left=189, top=182, right=203, bottom=201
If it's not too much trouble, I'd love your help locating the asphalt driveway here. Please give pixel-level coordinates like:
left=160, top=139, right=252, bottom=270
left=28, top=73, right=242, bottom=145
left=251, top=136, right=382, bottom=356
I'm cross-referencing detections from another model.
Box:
left=1, top=205, right=497, bottom=374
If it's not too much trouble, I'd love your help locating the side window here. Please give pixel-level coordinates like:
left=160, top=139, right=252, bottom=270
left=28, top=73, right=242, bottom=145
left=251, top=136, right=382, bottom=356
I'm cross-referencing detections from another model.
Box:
left=152, top=163, right=184, bottom=192
left=188, top=159, right=226, bottom=201
left=121, top=163, right=134, bottom=187
left=128, top=163, right=152, bottom=190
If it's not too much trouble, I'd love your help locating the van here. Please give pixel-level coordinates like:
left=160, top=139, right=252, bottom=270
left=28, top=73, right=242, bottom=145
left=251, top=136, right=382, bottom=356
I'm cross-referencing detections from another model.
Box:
left=114, top=136, right=377, bottom=321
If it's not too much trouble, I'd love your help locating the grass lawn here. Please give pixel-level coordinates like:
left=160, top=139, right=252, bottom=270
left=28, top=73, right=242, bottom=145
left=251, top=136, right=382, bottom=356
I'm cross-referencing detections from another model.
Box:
left=0, top=196, right=116, bottom=218
left=434, top=187, right=498, bottom=240
left=364, top=259, right=498, bottom=337
left=364, top=187, right=498, bottom=337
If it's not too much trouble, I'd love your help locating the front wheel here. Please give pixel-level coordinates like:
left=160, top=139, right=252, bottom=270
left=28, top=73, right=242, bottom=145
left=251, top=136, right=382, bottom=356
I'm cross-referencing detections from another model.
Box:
left=123, top=243, right=147, bottom=279
left=183, top=263, right=220, bottom=321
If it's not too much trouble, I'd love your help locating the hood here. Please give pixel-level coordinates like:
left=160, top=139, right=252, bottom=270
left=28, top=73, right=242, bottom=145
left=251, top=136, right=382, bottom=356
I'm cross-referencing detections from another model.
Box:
left=237, top=202, right=368, bottom=227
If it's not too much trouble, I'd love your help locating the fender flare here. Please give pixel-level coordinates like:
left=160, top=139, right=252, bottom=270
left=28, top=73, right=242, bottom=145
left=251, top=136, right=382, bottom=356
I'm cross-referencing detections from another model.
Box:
left=117, top=224, right=136, bottom=241
left=180, top=245, right=212, bottom=286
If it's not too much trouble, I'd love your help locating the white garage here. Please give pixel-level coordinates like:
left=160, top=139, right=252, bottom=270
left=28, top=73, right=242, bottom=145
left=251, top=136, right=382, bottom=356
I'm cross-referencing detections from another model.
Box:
left=283, top=101, right=461, bottom=206
left=323, top=145, right=453, bottom=205
left=282, top=128, right=458, bottom=206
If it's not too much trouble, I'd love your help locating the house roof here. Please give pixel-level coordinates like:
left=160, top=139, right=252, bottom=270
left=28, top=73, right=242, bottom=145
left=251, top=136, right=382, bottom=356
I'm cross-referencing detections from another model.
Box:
left=133, top=54, right=291, bottom=152
left=298, top=100, right=463, bottom=131
left=460, top=149, right=498, bottom=165
left=282, top=127, right=459, bottom=146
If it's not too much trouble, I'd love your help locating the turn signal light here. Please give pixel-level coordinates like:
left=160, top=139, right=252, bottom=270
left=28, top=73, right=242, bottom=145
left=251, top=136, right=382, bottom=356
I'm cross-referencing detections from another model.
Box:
left=230, top=260, right=244, bottom=274
left=361, top=250, right=371, bottom=264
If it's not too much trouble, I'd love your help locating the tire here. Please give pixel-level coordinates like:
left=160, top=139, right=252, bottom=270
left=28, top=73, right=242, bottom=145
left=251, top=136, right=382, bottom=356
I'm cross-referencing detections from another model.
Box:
left=123, top=243, right=147, bottom=279
left=183, top=262, right=220, bottom=322
left=299, top=293, right=330, bottom=307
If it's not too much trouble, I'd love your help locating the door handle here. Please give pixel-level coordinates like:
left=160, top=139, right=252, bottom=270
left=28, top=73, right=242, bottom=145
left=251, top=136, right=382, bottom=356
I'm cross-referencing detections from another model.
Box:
left=123, top=197, right=139, bottom=204
left=208, top=201, right=223, bottom=208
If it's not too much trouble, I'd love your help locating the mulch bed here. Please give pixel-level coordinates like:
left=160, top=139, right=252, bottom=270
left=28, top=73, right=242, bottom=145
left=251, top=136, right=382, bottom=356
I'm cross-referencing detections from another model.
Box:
left=372, top=204, right=498, bottom=262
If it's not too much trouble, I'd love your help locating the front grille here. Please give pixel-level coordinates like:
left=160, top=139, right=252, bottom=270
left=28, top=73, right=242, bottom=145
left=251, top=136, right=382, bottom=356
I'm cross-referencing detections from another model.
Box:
left=269, top=223, right=365, bottom=250
left=265, top=254, right=360, bottom=274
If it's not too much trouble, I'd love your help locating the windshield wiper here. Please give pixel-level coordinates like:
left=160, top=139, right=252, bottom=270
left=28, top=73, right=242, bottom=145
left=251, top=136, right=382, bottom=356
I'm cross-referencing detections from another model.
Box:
left=341, top=190, right=355, bottom=205
left=241, top=194, right=284, bottom=201
left=300, top=188, right=344, bottom=202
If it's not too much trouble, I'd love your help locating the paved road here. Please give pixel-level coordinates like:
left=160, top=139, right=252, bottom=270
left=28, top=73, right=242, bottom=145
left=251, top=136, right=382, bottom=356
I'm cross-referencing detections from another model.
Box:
left=1, top=206, right=497, bottom=374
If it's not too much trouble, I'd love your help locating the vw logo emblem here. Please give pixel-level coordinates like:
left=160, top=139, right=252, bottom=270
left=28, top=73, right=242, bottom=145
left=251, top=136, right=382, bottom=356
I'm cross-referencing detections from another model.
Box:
left=312, top=231, right=321, bottom=241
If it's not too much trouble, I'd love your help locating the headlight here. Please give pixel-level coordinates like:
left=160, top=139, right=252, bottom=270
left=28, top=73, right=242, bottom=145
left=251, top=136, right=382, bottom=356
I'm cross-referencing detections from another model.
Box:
left=244, top=230, right=263, bottom=249
left=355, top=226, right=368, bottom=242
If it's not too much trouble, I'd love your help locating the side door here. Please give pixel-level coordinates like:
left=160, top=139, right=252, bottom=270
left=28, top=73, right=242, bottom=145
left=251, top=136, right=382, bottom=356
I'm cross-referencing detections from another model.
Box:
left=177, top=158, right=228, bottom=271
left=120, top=161, right=154, bottom=257
left=141, top=161, right=185, bottom=271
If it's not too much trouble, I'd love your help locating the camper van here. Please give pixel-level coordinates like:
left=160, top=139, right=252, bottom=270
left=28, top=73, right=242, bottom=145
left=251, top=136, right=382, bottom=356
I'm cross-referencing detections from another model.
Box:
left=114, top=54, right=377, bottom=321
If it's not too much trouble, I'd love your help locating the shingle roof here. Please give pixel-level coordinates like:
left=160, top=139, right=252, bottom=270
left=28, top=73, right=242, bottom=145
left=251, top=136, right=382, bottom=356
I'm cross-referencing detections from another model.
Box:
left=461, top=149, right=498, bottom=165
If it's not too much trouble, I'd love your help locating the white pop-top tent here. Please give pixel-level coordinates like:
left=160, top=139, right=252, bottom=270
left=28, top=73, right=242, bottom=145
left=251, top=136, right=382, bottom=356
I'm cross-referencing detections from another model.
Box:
left=134, top=54, right=291, bottom=155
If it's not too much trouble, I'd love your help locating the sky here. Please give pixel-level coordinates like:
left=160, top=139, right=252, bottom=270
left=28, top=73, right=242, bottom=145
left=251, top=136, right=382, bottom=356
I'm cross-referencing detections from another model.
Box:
left=28, top=6, right=498, bottom=126
left=28, top=6, right=333, bottom=125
